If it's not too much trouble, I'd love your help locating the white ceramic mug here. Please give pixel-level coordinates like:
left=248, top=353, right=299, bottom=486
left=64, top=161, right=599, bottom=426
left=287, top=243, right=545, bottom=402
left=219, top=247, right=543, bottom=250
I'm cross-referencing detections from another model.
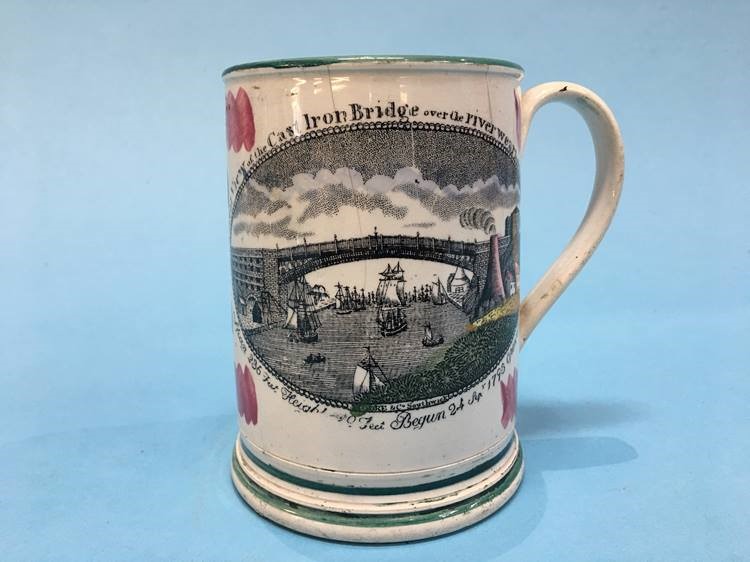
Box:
left=223, top=55, right=623, bottom=542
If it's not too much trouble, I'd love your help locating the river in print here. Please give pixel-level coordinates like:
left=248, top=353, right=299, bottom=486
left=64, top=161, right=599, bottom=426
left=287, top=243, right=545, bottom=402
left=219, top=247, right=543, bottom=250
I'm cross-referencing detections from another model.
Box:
left=244, top=259, right=476, bottom=403
left=250, top=301, right=470, bottom=401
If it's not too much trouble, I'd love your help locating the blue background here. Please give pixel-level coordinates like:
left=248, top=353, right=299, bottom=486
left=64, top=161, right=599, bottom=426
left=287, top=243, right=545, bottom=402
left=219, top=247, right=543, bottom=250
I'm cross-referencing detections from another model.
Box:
left=2, top=1, right=748, bottom=560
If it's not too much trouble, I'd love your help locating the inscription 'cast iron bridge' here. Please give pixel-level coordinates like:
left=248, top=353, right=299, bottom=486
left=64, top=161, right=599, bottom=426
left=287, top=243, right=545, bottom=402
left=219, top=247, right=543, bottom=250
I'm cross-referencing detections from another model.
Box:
left=231, top=228, right=516, bottom=322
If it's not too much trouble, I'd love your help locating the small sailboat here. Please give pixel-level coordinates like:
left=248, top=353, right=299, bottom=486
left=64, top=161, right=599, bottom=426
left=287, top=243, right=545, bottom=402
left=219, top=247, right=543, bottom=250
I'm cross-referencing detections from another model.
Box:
left=422, top=322, right=444, bottom=347
left=334, top=283, right=353, bottom=315
left=353, top=346, right=388, bottom=398
left=431, top=277, right=448, bottom=305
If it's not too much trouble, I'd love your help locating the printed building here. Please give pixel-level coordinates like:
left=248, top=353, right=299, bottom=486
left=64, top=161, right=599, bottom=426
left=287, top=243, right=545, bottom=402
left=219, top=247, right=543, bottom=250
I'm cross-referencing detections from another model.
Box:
left=231, top=248, right=265, bottom=299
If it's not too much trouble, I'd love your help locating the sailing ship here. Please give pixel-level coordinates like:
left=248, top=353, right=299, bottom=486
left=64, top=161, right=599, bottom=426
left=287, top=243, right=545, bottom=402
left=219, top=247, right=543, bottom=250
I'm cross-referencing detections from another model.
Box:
left=351, top=286, right=367, bottom=312
left=353, top=346, right=388, bottom=398
left=378, top=306, right=407, bottom=336
left=334, top=283, right=353, bottom=315
left=422, top=322, right=444, bottom=347
left=284, top=276, right=321, bottom=343
left=375, top=262, right=408, bottom=337
left=431, top=277, right=448, bottom=305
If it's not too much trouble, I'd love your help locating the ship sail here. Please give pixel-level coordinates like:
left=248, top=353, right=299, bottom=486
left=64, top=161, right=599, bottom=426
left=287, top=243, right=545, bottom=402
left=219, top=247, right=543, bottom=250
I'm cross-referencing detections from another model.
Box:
left=377, top=262, right=407, bottom=306
left=353, top=364, right=371, bottom=396
left=393, top=262, right=407, bottom=304
left=284, top=279, right=302, bottom=328
left=353, top=347, right=387, bottom=398
left=334, top=283, right=346, bottom=309
left=284, top=307, right=298, bottom=329
left=284, top=276, right=320, bottom=342
left=422, top=321, right=444, bottom=347
left=382, top=279, right=401, bottom=305
left=375, top=262, right=408, bottom=336
left=431, top=277, right=447, bottom=305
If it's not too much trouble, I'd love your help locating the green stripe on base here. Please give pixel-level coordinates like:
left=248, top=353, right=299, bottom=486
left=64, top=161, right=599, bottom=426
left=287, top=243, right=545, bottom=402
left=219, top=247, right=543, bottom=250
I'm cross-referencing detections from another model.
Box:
left=232, top=447, right=523, bottom=528
left=239, top=437, right=515, bottom=496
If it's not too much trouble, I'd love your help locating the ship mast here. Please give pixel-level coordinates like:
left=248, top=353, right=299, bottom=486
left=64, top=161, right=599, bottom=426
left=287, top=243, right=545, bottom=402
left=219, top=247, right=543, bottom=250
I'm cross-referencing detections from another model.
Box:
left=375, top=262, right=408, bottom=336
left=284, top=276, right=320, bottom=340
left=353, top=346, right=388, bottom=397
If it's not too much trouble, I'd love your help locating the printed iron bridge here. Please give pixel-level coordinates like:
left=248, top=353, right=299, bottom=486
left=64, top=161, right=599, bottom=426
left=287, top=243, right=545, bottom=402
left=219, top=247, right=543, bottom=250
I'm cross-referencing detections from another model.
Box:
left=231, top=229, right=516, bottom=324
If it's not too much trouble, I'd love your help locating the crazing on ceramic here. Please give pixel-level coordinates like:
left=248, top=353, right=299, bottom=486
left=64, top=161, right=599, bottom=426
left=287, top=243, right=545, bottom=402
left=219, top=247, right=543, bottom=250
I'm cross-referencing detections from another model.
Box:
left=223, top=57, right=624, bottom=542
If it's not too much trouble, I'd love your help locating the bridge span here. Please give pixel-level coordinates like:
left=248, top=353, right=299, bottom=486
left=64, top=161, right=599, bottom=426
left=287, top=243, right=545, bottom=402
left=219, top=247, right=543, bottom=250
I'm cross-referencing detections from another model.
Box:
left=231, top=228, right=516, bottom=322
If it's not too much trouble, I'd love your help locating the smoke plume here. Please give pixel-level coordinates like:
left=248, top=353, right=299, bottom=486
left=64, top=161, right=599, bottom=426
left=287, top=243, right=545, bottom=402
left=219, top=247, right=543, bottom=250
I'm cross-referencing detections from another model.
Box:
left=459, top=207, right=496, bottom=234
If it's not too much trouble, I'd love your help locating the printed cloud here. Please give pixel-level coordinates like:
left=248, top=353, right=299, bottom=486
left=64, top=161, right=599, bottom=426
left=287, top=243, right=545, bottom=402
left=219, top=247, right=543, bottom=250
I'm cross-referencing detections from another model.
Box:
left=231, top=166, right=518, bottom=247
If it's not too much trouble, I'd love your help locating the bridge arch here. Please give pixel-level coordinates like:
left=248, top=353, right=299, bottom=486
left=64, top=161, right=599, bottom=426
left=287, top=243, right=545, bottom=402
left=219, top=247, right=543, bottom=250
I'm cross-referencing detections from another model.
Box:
left=275, top=234, right=491, bottom=284
left=278, top=244, right=478, bottom=284
left=232, top=232, right=513, bottom=322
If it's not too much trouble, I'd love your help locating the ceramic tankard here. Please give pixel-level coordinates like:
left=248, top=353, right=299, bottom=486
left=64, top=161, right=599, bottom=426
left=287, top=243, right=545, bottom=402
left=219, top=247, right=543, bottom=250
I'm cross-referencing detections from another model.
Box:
left=223, top=56, right=623, bottom=542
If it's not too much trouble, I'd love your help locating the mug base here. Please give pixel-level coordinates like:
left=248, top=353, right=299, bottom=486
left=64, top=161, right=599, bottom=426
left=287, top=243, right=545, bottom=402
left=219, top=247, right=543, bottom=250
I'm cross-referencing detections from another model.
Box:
left=230, top=432, right=524, bottom=543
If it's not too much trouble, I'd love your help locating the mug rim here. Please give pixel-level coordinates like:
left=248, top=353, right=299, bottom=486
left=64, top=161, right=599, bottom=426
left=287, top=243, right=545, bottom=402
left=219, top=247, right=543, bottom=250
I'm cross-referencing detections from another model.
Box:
left=222, top=55, right=524, bottom=77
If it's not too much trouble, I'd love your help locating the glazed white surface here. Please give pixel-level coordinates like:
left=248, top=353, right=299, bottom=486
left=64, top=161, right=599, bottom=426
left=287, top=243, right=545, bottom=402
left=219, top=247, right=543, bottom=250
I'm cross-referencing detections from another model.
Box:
left=226, top=63, right=522, bottom=483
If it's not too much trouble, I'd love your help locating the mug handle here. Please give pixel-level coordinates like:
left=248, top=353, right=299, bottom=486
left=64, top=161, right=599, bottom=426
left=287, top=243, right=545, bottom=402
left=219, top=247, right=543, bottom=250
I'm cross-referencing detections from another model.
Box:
left=518, top=82, right=624, bottom=347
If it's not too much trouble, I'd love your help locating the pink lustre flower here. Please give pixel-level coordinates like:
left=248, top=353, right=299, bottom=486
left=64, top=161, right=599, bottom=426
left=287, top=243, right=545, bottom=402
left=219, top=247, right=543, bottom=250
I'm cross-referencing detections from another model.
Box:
left=500, top=368, right=518, bottom=429
left=235, top=363, right=258, bottom=425
left=225, top=87, right=255, bottom=152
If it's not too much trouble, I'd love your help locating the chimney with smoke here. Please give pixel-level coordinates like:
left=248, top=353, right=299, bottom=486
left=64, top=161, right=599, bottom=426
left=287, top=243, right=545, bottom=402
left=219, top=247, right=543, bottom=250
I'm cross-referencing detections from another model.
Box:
left=459, top=207, right=506, bottom=318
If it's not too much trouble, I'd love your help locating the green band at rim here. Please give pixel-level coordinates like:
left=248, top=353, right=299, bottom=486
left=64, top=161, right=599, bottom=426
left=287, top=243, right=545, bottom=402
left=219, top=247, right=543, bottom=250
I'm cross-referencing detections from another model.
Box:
left=222, top=55, right=524, bottom=77
left=232, top=447, right=524, bottom=528
left=239, top=436, right=516, bottom=496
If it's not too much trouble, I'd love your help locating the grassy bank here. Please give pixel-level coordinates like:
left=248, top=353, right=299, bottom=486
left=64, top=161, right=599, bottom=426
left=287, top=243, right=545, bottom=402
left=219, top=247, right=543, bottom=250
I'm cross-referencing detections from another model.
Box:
left=353, top=297, right=518, bottom=412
